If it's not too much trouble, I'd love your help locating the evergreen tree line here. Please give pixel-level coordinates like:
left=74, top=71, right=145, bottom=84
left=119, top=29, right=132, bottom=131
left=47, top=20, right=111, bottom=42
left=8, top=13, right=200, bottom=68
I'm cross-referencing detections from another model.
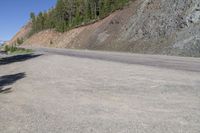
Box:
left=29, top=0, right=129, bottom=35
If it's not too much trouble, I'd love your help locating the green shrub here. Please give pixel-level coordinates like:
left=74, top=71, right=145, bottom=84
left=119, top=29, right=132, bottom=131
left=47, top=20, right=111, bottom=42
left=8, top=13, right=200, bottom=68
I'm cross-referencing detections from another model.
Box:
left=17, top=38, right=24, bottom=45
left=50, top=40, right=53, bottom=45
left=4, top=45, right=32, bottom=54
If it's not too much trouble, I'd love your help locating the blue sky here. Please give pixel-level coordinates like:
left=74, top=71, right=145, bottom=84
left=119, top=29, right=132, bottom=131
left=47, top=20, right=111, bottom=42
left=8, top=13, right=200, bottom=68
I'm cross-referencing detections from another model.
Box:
left=0, top=0, right=56, bottom=41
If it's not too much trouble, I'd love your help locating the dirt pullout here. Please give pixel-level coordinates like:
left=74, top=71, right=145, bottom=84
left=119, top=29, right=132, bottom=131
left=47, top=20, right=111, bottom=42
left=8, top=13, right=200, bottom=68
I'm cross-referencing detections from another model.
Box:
left=14, top=0, right=200, bottom=57
left=0, top=51, right=200, bottom=132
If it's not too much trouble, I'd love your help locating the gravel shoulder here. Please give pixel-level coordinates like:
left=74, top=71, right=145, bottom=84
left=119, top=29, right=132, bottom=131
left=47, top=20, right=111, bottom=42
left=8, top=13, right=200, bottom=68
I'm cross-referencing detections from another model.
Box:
left=0, top=49, right=200, bottom=133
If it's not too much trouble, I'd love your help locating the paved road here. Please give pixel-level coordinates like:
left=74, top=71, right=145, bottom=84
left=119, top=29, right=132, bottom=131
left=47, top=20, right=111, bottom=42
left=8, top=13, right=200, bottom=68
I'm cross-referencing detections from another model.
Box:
left=0, top=47, right=200, bottom=133
left=35, top=47, right=200, bottom=72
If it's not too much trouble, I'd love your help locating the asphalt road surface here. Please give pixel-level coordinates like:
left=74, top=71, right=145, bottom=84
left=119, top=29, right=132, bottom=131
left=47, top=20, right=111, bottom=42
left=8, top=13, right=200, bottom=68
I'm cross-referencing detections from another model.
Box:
left=35, top=47, right=200, bottom=72
left=0, top=47, right=200, bottom=133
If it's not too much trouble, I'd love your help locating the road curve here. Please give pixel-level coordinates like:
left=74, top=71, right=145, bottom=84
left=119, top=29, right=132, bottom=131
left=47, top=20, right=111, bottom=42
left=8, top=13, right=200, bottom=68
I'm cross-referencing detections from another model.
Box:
left=33, top=47, right=200, bottom=72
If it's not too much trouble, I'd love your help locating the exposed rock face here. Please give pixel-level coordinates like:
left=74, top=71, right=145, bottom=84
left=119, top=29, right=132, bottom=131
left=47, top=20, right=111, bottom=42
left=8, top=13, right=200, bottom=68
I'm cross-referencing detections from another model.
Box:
left=118, top=0, right=200, bottom=56
left=12, top=0, right=200, bottom=57
left=172, top=0, right=200, bottom=56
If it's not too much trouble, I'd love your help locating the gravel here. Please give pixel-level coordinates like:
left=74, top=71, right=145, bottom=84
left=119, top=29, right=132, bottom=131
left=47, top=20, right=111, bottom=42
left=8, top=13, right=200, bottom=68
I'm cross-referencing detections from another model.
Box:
left=0, top=49, right=200, bottom=133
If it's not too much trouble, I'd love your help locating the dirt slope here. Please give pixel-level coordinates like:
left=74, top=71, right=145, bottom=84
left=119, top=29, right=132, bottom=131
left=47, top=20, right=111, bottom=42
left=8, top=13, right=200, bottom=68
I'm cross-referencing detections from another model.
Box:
left=11, top=0, right=200, bottom=57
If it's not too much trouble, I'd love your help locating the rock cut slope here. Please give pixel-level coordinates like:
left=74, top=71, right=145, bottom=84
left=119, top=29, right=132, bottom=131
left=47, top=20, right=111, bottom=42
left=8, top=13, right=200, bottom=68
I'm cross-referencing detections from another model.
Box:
left=10, top=0, right=200, bottom=57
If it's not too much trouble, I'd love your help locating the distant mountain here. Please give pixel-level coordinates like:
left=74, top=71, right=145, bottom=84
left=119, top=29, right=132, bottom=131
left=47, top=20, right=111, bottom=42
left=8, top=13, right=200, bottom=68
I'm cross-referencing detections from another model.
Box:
left=0, top=40, right=5, bottom=46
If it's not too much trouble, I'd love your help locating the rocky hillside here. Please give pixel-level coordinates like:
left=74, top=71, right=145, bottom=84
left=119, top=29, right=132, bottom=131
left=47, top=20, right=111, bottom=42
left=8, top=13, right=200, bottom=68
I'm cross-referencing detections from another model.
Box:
left=7, top=22, right=32, bottom=45
left=9, top=0, right=200, bottom=57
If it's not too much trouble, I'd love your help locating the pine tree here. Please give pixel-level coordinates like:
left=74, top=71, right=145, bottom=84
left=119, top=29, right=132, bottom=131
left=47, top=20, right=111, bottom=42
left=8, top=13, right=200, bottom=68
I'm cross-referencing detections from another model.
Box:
left=29, top=0, right=130, bottom=35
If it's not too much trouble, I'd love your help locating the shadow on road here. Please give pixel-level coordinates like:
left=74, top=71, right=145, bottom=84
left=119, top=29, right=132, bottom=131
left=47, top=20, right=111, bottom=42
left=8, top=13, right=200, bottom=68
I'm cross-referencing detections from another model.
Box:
left=0, top=72, right=26, bottom=93
left=0, top=54, right=42, bottom=65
